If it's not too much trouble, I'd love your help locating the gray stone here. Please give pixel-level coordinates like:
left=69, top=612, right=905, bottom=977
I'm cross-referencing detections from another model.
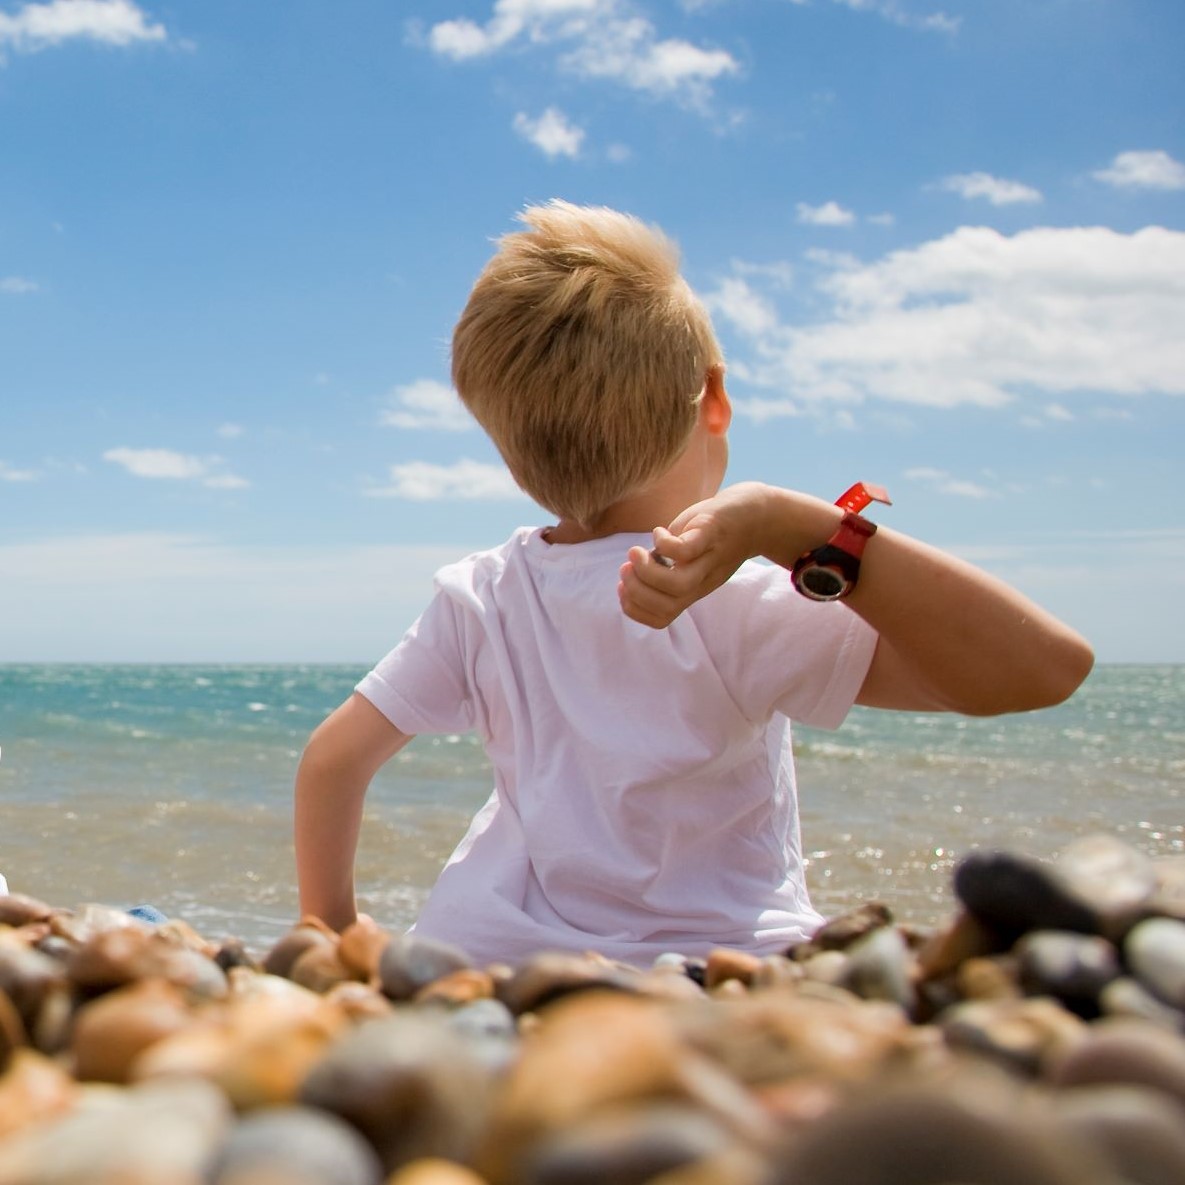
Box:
left=1100, top=977, right=1185, bottom=1032
left=1125, top=917, right=1185, bottom=1009
left=378, top=932, right=471, bottom=1001
left=1015, top=930, right=1121, bottom=1014
left=843, top=926, right=917, bottom=1013
left=299, top=1011, right=492, bottom=1173
left=207, top=1105, right=384, bottom=1185
left=1051, top=835, right=1158, bottom=939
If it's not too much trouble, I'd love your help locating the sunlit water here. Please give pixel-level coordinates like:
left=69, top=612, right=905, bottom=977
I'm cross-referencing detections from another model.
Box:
left=1, top=664, right=1180, bottom=955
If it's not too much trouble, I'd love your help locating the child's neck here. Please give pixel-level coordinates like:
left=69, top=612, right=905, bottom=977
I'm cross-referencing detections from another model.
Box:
left=546, top=473, right=720, bottom=545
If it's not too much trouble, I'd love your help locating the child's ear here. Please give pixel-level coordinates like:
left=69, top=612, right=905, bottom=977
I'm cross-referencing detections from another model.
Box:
left=701, top=366, right=732, bottom=435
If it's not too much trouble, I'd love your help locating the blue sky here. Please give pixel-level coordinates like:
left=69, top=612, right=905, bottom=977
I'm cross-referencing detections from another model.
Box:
left=1, top=0, right=1182, bottom=664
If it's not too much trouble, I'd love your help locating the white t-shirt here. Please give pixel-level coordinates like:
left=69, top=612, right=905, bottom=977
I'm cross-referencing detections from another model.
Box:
left=357, top=526, right=877, bottom=967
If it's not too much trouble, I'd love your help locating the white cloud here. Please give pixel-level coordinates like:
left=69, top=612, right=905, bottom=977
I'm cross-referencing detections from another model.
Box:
left=704, top=275, right=779, bottom=337
left=379, top=379, right=474, bottom=431
left=369, top=458, right=526, bottom=501
left=425, top=0, right=739, bottom=107
left=513, top=106, right=585, bottom=158
left=217, top=422, right=244, bottom=439
left=1, top=276, right=39, bottom=294
left=0, top=460, right=38, bottom=481
left=0, top=1, right=166, bottom=51
left=1093, top=149, right=1185, bottom=192
left=103, top=447, right=249, bottom=489
left=940, top=172, right=1042, bottom=206
left=905, top=466, right=997, bottom=499
left=796, top=200, right=856, bottom=227
left=706, top=224, right=1185, bottom=410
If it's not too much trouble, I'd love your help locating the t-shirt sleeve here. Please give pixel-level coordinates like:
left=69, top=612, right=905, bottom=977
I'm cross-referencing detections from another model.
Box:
left=355, top=590, right=477, bottom=736
left=703, top=562, right=878, bottom=731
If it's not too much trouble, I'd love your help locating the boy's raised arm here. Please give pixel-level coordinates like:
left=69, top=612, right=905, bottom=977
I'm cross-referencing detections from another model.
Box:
left=619, top=482, right=1094, bottom=717
left=294, top=692, right=413, bottom=931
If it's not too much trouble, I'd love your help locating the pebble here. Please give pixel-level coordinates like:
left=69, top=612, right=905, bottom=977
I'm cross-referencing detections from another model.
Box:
left=768, top=1081, right=1105, bottom=1185
left=841, top=924, right=917, bottom=1014
left=1052, top=1085, right=1185, bottom=1185
left=207, top=1103, right=385, bottom=1185
left=1, top=831, right=1184, bottom=1185
left=939, top=996, right=1087, bottom=1075
left=1014, top=930, right=1122, bottom=1015
left=954, top=849, right=1098, bottom=939
left=1099, top=976, right=1185, bottom=1031
left=1124, top=916, right=1185, bottom=1009
left=1047, top=1018, right=1185, bottom=1108
left=378, top=933, right=472, bottom=1001
left=300, top=1011, right=492, bottom=1173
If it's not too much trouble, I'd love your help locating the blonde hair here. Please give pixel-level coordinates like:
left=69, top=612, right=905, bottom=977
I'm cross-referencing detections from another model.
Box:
left=451, top=200, right=723, bottom=527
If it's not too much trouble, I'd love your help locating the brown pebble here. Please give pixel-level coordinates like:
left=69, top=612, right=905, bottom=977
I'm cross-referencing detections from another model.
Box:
left=387, top=1159, right=488, bottom=1185
left=72, top=978, right=194, bottom=1084
left=0, top=1048, right=78, bottom=1141
left=956, top=955, right=1023, bottom=1001
left=704, top=949, right=762, bottom=990
left=1053, top=1084, right=1185, bottom=1185
left=940, top=996, right=1087, bottom=1076
left=752, top=955, right=804, bottom=990
left=769, top=1082, right=1105, bottom=1185
left=917, top=909, right=1004, bottom=981
left=414, top=968, right=496, bottom=1006
left=672, top=992, right=912, bottom=1089
left=494, top=951, right=640, bottom=1015
left=809, top=902, right=894, bottom=952
left=339, top=915, right=392, bottom=981
left=1046, top=1018, right=1185, bottom=1110
left=290, top=941, right=358, bottom=993
left=476, top=992, right=770, bottom=1185
left=261, top=916, right=338, bottom=979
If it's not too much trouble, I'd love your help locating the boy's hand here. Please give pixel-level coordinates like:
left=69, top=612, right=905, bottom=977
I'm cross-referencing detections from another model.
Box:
left=618, top=483, right=775, bottom=628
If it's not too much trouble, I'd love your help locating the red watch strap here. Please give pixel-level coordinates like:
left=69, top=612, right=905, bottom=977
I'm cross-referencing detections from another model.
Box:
left=835, top=482, right=892, bottom=514
left=830, top=510, right=878, bottom=557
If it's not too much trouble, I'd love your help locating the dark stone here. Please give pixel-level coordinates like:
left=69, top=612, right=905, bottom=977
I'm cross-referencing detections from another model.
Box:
left=953, top=850, right=1098, bottom=940
left=521, top=1104, right=731, bottom=1185
left=378, top=933, right=471, bottom=1001
left=769, top=1085, right=1094, bottom=1185
left=1015, top=930, right=1122, bottom=1016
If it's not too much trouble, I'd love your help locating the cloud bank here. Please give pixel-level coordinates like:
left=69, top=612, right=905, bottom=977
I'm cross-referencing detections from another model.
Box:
left=707, top=224, right=1185, bottom=412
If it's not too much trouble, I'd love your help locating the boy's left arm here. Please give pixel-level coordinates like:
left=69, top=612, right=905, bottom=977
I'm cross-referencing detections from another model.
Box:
left=620, top=483, right=1094, bottom=716
left=846, top=525, right=1094, bottom=714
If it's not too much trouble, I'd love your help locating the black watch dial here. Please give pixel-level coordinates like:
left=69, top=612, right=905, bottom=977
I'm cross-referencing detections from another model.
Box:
left=799, top=564, right=849, bottom=600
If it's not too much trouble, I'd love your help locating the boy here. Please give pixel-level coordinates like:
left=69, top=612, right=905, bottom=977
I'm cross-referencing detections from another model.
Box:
left=295, top=201, right=1093, bottom=967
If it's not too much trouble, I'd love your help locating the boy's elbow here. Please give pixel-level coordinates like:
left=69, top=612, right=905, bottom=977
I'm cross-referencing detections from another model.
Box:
left=1041, top=634, right=1095, bottom=708
left=987, top=632, right=1095, bottom=716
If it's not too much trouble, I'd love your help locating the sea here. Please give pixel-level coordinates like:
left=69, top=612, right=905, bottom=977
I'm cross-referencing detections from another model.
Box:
left=0, top=663, right=1181, bottom=956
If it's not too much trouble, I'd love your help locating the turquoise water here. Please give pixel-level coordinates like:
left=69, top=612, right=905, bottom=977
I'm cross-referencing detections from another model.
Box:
left=0, top=664, right=1181, bottom=953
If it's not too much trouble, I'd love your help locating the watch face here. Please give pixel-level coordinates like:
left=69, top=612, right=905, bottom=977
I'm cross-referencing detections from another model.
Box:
left=797, top=563, right=849, bottom=601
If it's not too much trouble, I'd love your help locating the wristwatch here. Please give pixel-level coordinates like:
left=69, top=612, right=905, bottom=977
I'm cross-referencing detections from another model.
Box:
left=791, top=482, right=891, bottom=602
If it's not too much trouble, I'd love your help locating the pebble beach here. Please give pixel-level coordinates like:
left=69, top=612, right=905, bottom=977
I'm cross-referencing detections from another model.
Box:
left=2, top=832, right=1185, bottom=1185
